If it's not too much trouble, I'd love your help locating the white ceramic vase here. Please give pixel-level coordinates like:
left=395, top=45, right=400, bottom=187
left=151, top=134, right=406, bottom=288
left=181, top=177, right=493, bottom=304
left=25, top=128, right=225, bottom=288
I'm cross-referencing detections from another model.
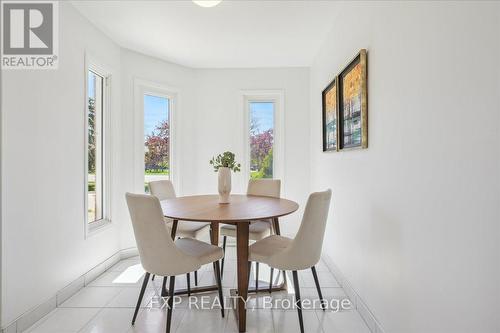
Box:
left=218, top=167, right=231, bottom=204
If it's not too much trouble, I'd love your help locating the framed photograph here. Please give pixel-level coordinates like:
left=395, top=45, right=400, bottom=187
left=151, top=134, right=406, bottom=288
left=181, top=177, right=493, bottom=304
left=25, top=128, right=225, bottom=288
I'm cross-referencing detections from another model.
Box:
left=338, top=49, right=368, bottom=150
left=322, top=77, right=339, bottom=151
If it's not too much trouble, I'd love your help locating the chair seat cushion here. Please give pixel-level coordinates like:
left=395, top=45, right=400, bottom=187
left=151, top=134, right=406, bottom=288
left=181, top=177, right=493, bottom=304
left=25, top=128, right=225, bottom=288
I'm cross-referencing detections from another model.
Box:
left=248, top=235, right=292, bottom=265
left=165, top=219, right=210, bottom=239
left=220, top=220, right=272, bottom=241
left=175, top=238, right=224, bottom=266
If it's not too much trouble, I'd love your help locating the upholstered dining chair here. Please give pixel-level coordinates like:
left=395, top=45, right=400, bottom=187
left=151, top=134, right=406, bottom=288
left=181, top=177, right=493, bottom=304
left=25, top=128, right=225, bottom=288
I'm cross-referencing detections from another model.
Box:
left=248, top=189, right=332, bottom=333
left=125, top=193, right=224, bottom=333
left=149, top=180, right=210, bottom=292
left=219, top=179, right=280, bottom=290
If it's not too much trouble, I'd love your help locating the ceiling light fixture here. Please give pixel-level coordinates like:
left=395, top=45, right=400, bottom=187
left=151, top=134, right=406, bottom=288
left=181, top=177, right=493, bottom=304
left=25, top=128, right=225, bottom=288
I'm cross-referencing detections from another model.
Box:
left=193, top=0, right=222, bottom=8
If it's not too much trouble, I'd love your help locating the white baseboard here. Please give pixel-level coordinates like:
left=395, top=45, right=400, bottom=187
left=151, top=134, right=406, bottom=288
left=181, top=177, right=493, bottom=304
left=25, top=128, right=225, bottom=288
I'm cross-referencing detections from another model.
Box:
left=119, top=247, right=139, bottom=259
left=321, top=253, right=386, bottom=333
left=1, top=249, right=129, bottom=333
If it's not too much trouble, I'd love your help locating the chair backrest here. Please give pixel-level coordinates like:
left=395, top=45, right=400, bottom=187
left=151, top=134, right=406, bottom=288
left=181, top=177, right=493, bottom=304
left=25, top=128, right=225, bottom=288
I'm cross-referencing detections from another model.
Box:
left=247, top=179, right=281, bottom=198
left=276, top=189, right=332, bottom=270
left=148, top=180, right=176, bottom=201
left=125, top=193, right=199, bottom=276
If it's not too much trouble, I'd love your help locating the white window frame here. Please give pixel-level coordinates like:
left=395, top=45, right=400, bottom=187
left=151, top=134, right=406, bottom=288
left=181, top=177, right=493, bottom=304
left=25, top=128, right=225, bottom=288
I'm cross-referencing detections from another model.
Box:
left=133, top=79, right=179, bottom=194
left=242, top=90, right=285, bottom=187
left=84, top=53, right=113, bottom=237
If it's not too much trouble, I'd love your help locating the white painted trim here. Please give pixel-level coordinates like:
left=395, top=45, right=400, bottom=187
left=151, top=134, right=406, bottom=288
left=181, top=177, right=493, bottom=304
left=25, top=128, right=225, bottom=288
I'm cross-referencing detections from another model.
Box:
left=84, top=52, right=113, bottom=238
left=119, top=246, right=140, bottom=260
left=240, top=90, right=285, bottom=194
left=133, top=78, right=180, bottom=194
left=321, top=253, right=386, bottom=333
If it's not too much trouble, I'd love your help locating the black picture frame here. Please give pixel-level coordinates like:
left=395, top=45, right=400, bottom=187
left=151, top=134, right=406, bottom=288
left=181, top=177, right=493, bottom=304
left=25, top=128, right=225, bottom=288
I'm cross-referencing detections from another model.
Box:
left=338, top=49, right=368, bottom=150
left=322, top=77, right=339, bottom=152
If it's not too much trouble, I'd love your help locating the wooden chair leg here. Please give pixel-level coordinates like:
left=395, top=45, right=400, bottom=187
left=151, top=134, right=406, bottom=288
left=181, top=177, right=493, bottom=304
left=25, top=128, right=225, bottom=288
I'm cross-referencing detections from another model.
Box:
left=151, top=274, right=155, bottom=281
left=269, top=267, right=274, bottom=293
left=255, top=262, right=259, bottom=291
left=194, top=270, right=198, bottom=286
left=311, top=266, right=325, bottom=310
left=292, top=271, right=304, bottom=333
left=186, top=273, right=191, bottom=297
left=166, top=276, right=176, bottom=333
left=213, top=260, right=225, bottom=318
left=132, top=272, right=150, bottom=325
left=221, top=236, right=227, bottom=279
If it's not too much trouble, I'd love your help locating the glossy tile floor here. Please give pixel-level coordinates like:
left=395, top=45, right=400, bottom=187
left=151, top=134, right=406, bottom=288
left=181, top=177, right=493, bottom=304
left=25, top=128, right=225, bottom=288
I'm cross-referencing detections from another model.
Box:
left=25, top=246, right=370, bottom=333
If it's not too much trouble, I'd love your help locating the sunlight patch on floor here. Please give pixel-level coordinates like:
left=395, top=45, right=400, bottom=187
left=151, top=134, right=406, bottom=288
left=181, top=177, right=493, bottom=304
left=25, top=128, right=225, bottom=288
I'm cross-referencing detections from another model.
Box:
left=112, top=264, right=145, bottom=284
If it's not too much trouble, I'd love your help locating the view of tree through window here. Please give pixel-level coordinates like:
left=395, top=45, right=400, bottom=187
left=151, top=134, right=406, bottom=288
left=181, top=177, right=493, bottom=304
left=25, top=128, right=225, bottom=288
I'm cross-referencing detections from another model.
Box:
left=144, top=94, right=170, bottom=192
left=250, top=102, right=274, bottom=179
left=87, top=70, right=104, bottom=223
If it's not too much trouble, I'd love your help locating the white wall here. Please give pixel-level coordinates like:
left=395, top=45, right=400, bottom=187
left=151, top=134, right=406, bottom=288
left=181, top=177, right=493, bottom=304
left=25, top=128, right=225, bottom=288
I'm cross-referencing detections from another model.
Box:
left=192, top=68, right=310, bottom=237
left=1, top=3, right=122, bottom=325
left=309, top=2, right=500, bottom=333
left=118, top=52, right=310, bottom=249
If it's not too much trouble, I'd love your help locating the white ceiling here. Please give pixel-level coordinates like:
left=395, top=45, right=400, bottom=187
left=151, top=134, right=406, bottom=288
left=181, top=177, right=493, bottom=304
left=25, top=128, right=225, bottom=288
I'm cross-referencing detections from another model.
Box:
left=71, top=0, right=338, bottom=68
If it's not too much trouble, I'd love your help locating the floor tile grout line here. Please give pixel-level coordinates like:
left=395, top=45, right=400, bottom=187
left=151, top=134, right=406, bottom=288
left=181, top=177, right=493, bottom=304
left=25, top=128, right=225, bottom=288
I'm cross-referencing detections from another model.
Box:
left=75, top=307, right=106, bottom=333
left=313, top=308, right=326, bottom=333
left=175, top=308, right=226, bottom=333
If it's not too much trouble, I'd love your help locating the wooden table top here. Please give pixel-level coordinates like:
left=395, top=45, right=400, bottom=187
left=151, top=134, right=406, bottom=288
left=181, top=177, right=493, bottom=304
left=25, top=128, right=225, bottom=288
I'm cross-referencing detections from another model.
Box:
left=161, top=194, right=299, bottom=222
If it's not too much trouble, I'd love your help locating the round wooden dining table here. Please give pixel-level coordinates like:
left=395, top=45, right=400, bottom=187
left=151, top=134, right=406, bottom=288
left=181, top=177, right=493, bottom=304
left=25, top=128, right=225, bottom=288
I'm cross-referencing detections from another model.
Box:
left=161, top=194, right=299, bottom=333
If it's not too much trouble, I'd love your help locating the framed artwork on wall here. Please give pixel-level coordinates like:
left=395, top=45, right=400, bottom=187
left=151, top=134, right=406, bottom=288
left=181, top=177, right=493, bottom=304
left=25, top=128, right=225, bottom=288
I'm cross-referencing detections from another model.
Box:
left=322, top=77, right=339, bottom=152
left=338, top=49, right=368, bottom=150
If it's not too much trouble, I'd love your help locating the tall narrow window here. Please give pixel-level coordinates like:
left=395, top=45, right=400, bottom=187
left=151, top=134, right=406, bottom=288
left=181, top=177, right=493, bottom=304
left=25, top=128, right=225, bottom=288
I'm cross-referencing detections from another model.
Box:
left=87, top=70, right=104, bottom=223
left=144, top=94, right=170, bottom=192
left=249, top=101, right=275, bottom=179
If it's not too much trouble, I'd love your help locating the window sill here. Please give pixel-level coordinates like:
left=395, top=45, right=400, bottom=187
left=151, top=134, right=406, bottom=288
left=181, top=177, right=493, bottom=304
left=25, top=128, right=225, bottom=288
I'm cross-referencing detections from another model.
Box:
left=86, top=219, right=112, bottom=238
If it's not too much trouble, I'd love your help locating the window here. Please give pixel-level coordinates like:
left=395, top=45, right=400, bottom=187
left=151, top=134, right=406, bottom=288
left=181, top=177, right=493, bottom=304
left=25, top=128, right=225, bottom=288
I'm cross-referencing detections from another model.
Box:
left=134, top=79, right=177, bottom=194
left=249, top=101, right=275, bottom=179
left=144, top=94, right=170, bottom=192
left=85, top=59, right=111, bottom=234
left=87, top=70, right=104, bottom=223
left=243, top=91, right=283, bottom=182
